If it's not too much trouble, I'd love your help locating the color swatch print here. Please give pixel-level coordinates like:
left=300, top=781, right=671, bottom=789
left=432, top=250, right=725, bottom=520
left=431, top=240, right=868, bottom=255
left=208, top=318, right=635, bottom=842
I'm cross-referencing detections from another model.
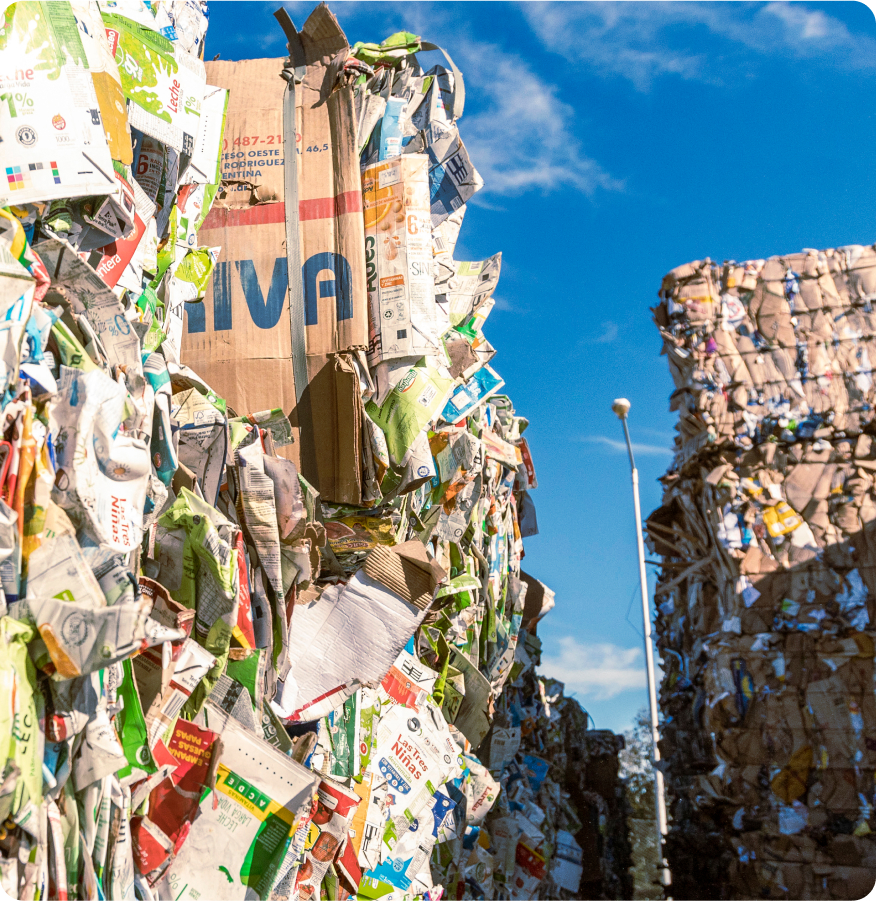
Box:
left=5, top=162, right=61, bottom=192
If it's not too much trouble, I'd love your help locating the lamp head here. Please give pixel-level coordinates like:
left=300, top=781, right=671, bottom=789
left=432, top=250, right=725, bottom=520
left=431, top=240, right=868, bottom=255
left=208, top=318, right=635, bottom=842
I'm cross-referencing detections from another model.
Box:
left=612, top=398, right=631, bottom=420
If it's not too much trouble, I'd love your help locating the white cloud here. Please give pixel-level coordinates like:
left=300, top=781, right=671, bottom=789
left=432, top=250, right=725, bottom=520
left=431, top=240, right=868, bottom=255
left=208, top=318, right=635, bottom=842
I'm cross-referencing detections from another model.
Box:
left=580, top=435, right=673, bottom=456
left=466, top=193, right=508, bottom=213
left=763, top=3, right=833, bottom=41
left=745, top=2, right=872, bottom=59
left=591, top=320, right=619, bottom=344
left=540, top=636, right=646, bottom=700
left=519, top=2, right=708, bottom=90
left=451, top=39, right=620, bottom=196
left=638, top=426, right=677, bottom=442
left=491, top=295, right=518, bottom=313
left=520, top=1, right=876, bottom=91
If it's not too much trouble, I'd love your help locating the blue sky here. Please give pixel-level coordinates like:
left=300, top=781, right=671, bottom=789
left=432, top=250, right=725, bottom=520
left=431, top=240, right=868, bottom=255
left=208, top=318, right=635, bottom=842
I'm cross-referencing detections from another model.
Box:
left=206, top=1, right=876, bottom=734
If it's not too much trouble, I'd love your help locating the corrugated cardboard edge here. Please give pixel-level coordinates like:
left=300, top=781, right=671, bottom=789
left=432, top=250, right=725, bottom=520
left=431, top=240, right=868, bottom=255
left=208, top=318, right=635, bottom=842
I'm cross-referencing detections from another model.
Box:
left=363, top=540, right=446, bottom=610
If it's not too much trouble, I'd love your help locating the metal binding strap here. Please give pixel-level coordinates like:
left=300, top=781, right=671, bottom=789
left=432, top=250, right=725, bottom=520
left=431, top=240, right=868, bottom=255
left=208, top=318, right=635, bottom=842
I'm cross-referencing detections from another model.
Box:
left=274, top=8, right=308, bottom=405
left=419, top=42, right=465, bottom=121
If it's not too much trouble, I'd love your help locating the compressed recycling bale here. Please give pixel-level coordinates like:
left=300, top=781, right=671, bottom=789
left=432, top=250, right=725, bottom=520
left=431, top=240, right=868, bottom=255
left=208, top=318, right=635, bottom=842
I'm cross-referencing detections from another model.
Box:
left=0, top=4, right=627, bottom=900
left=650, top=247, right=876, bottom=900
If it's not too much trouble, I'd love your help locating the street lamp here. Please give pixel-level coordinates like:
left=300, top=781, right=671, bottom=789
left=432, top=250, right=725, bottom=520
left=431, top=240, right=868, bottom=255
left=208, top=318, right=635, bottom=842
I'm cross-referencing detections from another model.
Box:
left=612, top=398, right=671, bottom=890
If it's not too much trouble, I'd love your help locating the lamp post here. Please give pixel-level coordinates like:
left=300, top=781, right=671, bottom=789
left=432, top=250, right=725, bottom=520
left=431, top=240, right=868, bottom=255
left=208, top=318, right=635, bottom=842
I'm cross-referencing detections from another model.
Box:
left=611, top=398, right=671, bottom=890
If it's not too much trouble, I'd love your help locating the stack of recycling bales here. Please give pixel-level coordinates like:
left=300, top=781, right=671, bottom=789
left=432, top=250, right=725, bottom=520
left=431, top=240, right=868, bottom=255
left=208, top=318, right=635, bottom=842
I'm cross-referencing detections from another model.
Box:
left=568, top=731, right=632, bottom=900
left=648, top=249, right=876, bottom=899
left=492, top=673, right=633, bottom=900
left=0, top=3, right=628, bottom=899
left=472, top=618, right=632, bottom=900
